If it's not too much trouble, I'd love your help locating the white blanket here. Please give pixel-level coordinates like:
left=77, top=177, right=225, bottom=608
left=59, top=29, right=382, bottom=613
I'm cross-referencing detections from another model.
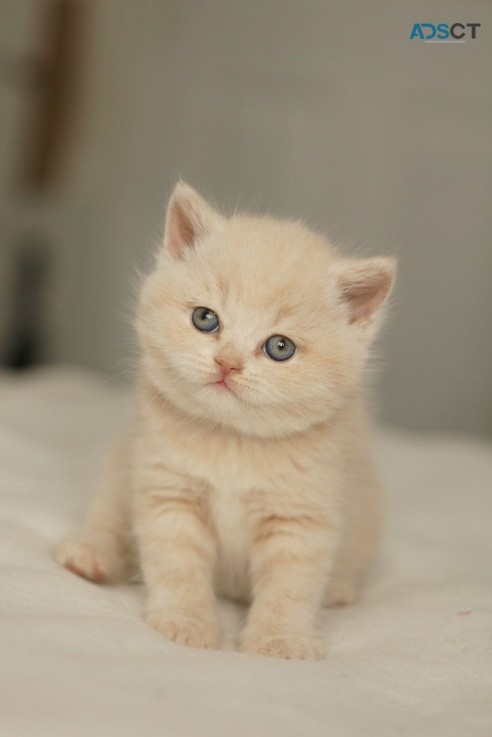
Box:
left=1, top=369, right=491, bottom=736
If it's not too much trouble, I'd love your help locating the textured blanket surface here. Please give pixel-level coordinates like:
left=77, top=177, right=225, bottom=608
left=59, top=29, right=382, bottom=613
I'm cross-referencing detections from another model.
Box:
left=0, top=369, right=491, bottom=736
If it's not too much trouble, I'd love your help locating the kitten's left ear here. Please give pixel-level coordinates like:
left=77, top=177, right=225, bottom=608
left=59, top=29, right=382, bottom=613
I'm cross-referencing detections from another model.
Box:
left=335, top=256, right=397, bottom=327
left=163, top=180, right=224, bottom=259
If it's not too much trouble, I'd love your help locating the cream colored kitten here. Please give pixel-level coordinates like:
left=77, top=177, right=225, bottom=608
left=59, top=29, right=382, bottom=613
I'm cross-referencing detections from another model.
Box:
left=55, top=182, right=396, bottom=660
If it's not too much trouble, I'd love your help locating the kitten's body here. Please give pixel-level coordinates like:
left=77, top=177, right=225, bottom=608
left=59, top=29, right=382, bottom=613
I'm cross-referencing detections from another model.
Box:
left=136, top=380, right=381, bottom=606
left=56, top=183, right=395, bottom=659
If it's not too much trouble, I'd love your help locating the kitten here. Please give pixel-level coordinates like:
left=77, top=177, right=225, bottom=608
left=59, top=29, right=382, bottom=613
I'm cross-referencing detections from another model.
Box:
left=55, top=182, right=396, bottom=660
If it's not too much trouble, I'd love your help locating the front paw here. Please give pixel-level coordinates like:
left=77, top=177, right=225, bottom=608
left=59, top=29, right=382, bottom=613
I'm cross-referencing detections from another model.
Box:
left=145, top=610, right=219, bottom=650
left=55, top=535, right=123, bottom=583
left=238, top=628, right=325, bottom=660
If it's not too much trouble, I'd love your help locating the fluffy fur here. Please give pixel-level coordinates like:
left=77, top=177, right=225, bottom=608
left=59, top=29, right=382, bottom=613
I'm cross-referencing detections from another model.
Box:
left=55, top=182, right=396, bottom=660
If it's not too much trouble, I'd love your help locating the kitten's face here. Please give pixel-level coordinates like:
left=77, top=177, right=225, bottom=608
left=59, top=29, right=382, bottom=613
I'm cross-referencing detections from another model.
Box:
left=137, top=183, right=395, bottom=438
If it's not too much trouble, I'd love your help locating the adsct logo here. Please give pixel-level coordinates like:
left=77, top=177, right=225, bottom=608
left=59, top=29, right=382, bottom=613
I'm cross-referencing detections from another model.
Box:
left=410, top=23, right=481, bottom=43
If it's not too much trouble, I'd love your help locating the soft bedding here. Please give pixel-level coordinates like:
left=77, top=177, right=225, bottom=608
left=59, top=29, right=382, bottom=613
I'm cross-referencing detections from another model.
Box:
left=0, top=368, right=491, bottom=736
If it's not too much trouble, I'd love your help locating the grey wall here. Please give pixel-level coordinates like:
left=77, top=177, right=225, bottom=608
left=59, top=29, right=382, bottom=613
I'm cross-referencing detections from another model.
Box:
left=2, top=0, right=491, bottom=436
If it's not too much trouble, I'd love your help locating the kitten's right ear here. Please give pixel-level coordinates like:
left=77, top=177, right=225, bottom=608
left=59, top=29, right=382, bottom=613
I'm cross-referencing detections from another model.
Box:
left=162, top=181, right=224, bottom=259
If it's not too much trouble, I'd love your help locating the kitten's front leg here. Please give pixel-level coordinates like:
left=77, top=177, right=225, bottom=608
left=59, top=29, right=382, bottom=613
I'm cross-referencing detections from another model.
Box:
left=135, top=486, right=218, bottom=650
left=239, top=512, right=339, bottom=660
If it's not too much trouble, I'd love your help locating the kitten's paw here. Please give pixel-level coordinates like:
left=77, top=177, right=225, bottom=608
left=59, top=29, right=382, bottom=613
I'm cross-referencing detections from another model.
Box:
left=55, top=535, right=122, bottom=583
left=145, top=610, right=219, bottom=650
left=238, top=629, right=325, bottom=660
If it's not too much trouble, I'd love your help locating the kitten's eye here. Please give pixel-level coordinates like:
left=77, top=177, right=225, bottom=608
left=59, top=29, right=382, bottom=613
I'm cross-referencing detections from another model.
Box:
left=192, top=306, right=220, bottom=332
left=264, top=335, right=296, bottom=362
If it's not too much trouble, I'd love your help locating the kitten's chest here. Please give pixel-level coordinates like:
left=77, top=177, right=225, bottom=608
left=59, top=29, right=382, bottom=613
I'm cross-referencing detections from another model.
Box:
left=168, top=437, right=270, bottom=600
left=150, top=417, right=325, bottom=598
left=209, top=482, right=251, bottom=600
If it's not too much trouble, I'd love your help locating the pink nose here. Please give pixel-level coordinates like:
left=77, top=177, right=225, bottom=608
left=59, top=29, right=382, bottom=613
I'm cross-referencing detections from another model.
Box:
left=215, top=355, right=242, bottom=377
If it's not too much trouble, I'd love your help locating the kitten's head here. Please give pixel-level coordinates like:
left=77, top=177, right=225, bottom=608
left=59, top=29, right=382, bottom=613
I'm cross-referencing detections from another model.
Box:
left=137, top=182, right=395, bottom=438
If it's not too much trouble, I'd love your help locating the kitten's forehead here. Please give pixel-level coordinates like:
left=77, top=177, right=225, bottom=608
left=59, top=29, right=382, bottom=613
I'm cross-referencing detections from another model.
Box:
left=201, top=215, right=337, bottom=307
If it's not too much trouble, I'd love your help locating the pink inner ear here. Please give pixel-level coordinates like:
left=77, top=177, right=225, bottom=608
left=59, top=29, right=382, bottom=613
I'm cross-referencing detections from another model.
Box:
left=163, top=182, right=222, bottom=259
left=166, top=202, right=197, bottom=257
left=174, top=205, right=196, bottom=246
left=340, top=265, right=394, bottom=323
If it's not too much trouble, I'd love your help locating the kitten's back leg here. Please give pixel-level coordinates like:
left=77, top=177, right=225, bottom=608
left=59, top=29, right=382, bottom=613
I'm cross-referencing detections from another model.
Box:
left=55, top=436, right=134, bottom=583
left=323, top=571, right=359, bottom=607
left=324, top=477, right=384, bottom=607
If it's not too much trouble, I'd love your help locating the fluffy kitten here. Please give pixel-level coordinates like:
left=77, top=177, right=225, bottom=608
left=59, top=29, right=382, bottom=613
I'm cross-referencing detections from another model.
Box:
left=55, top=182, right=396, bottom=660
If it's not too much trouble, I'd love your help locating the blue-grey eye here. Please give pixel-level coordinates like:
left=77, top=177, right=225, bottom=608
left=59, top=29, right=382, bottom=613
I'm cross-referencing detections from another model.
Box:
left=264, top=335, right=296, bottom=361
left=192, top=307, right=219, bottom=332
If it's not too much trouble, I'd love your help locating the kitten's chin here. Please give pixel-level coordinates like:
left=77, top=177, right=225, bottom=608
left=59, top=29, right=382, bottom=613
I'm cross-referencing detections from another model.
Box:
left=143, top=366, right=337, bottom=440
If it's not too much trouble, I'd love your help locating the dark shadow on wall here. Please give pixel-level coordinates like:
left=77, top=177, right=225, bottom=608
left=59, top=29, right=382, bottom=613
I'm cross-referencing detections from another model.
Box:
left=3, top=236, right=51, bottom=369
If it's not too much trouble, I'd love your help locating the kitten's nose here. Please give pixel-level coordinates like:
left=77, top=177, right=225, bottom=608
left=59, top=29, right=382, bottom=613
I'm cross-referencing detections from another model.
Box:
left=215, top=354, right=242, bottom=376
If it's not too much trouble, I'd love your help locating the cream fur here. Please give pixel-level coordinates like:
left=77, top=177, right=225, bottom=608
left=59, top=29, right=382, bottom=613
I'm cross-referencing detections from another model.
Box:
left=55, top=182, right=396, bottom=660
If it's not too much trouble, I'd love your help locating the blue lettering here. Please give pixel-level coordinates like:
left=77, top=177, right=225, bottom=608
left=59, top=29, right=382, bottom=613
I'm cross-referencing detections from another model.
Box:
left=421, top=23, right=437, bottom=39
left=437, top=23, right=449, bottom=39
left=410, top=23, right=425, bottom=40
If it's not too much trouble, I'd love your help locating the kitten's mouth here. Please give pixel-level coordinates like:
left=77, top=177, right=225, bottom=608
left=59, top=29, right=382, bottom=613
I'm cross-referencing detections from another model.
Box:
left=210, top=378, right=236, bottom=395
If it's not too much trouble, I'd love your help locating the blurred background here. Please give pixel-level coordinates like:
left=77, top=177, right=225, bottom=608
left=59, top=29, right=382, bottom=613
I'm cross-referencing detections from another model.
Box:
left=0, top=0, right=491, bottom=436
